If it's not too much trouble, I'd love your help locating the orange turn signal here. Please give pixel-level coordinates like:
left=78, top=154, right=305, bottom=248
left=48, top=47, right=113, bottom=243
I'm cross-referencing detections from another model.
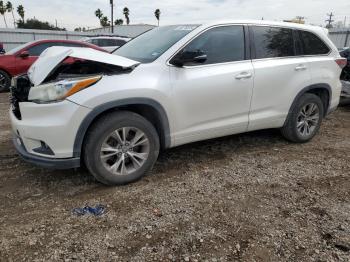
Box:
left=64, top=76, right=102, bottom=98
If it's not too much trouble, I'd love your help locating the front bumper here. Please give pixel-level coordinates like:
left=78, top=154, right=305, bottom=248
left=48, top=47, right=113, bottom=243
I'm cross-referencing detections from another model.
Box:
left=10, top=99, right=91, bottom=159
left=13, top=136, right=81, bottom=169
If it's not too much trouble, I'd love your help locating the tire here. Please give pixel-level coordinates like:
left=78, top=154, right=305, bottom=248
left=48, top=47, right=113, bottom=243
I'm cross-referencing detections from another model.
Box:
left=0, top=70, right=11, bottom=93
left=281, top=93, right=324, bottom=143
left=83, top=111, right=160, bottom=186
left=339, top=98, right=350, bottom=106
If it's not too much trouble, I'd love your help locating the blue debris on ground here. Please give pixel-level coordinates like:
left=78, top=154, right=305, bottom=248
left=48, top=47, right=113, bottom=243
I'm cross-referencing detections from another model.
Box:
left=72, top=204, right=106, bottom=216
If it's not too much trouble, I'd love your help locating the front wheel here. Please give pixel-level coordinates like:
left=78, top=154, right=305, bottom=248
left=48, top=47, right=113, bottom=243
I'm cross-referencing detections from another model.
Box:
left=83, top=111, right=160, bottom=185
left=281, top=93, right=324, bottom=143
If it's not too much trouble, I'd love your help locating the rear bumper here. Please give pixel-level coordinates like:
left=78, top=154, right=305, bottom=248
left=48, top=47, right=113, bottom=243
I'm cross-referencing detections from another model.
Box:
left=13, top=136, right=80, bottom=169
left=340, top=80, right=350, bottom=105
left=341, top=82, right=350, bottom=98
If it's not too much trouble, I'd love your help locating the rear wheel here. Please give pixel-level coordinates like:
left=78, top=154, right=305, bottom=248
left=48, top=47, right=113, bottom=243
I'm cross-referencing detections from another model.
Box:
left=0, top=70, right=10, bottom=93
left=83, top=111, right=160, bottom=185
left=281, top=93, right=324, bottom=143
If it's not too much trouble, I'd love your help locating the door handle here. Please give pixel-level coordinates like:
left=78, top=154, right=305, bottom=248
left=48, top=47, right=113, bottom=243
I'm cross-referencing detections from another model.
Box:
left=235, top=72, right=252, bottom=80
left=295, top=65, right=307, bottom=71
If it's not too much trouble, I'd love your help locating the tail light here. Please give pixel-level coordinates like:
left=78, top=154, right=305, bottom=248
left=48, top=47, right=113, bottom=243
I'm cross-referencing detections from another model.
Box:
left=335, top=58, right=348, bottom=69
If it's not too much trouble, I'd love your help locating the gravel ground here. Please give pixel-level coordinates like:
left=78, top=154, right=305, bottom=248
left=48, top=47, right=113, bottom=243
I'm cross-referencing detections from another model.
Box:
left=0, top=92, right=349, bottom=261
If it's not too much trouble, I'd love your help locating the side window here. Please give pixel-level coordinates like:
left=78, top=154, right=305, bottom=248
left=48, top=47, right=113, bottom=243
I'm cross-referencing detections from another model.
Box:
left=98, top=39, right=119, bottom=47
left=27, top=42, right=58, bottom=56
left=252, top=26, right=295, bottom=59
left=91, top=39, right=99, bottom=46
left=181, top=25, right=245, bottom=65
left=299, top=30, right=330, bottom=55
left=57, top=42, right=86, bottom=48
left=115, top=40, right=127, bottom=46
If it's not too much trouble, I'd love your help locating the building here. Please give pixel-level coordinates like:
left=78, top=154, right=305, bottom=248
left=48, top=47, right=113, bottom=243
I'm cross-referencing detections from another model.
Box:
left=0, top=24, right=155, bottom=51
left=86, top=24, right=156, bottom=37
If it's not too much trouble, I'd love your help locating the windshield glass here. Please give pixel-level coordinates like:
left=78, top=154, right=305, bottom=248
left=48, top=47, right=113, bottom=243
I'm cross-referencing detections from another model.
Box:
left=6, top=41, right=35, bottom=55
left=113, top=25, right=199, bottom=63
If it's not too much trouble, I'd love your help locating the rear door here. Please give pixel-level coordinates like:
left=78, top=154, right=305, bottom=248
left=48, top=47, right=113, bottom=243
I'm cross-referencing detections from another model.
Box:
left=248, top=25, right=312, bottom=131
left=169, top=25, right=254, bottom=146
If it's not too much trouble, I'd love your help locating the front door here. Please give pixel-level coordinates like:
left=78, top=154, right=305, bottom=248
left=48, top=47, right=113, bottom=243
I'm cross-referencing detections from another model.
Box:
left=169, top=25, right=254, bottom=146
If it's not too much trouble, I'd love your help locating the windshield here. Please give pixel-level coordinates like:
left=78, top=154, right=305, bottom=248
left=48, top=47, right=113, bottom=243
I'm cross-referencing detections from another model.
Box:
left=113, top=25, right=199, bottom=63
left=6, top=41, right=35, bottom=55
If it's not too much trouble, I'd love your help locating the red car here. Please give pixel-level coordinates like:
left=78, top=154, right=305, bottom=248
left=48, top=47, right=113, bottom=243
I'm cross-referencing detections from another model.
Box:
left=0, top=39, right=106, bottom=92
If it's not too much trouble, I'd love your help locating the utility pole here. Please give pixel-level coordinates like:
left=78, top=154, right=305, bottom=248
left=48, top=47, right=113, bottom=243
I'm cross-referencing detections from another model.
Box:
left=110, top=0, right=114, bottom=34
left=344, top=16, right=347, bottom=28
left=325, top=12, right=334, bottom=28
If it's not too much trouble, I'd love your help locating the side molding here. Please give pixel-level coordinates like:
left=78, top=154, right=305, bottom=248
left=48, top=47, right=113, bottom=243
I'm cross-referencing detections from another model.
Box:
left=72, top=98, right=171, bottom=157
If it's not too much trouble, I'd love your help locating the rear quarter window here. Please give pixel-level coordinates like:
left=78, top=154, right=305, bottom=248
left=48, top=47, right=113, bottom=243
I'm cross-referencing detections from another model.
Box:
left=299, top=30, right=330, bottom=55
left=251, top=26, right=295, bottom=59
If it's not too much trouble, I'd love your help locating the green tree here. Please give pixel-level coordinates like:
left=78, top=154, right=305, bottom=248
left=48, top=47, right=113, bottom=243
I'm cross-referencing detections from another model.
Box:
left=100, top=16, right=110, bottom=27
left=6, top=1, right=15, bottom=28
left=17, top=4, right=24, bottom=23
left=0, top=1, right=8, bottom=28
left=114, top=19, right=123, bottom=25
left=17, top=18, right=66, bottom=30
left=154, top=9, right=160, bottom=26
left=74, top=27, right=86, bottom=32
left=95, top=9, right=110, bottom=27
left=95, top=8, right=103, bottom=20
left=123, top=7, right=130, bottom=25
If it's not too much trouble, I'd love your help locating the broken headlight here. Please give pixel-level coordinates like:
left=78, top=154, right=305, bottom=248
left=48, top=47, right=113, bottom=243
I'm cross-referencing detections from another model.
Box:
left=28, top=75, right=102, bottom=103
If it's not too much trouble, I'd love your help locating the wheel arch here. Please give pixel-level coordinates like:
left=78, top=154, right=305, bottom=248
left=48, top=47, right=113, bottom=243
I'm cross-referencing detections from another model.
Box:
left=0, top=67, right=12, bottom=76
left=73, top=98, right=171, bottom=158
left=285, top=83, right=332, bottom=124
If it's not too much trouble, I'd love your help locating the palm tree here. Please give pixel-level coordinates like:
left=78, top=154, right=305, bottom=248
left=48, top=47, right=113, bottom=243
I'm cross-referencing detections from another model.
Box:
left=6, top=1, right=15, bottom=28
left=123, top=7, right=130, bottom=25
left=0, top=1, right=8, bottom=28
left=114, top=19, right=123, bottom=26
left=154, top=9, right=160, bottom=26
left=17, top=4, right=24, bottom=23
left=95, top=8, right=103, bottom=20
left=100, top=16, right=110, bottom=27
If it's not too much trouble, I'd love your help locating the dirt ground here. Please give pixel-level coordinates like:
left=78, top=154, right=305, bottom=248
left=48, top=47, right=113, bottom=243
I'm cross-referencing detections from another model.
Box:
left=0, top=92, right=349, bottom=262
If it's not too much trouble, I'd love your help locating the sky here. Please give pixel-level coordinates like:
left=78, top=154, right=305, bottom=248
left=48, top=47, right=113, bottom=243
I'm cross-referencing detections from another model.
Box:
left=1, top=0, right=350, bottom=30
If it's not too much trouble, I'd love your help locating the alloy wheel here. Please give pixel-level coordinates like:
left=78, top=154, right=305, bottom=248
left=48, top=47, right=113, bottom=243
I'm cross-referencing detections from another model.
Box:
left=0, top=73, right=6, bottom=89
left=100, top=127, right=150, bottom=176
left=296, top=103, right=320, bottom=137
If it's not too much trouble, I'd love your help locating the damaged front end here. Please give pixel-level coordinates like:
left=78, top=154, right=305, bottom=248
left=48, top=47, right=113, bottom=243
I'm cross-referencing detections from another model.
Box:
left=10, top=46, right=140, bottom=119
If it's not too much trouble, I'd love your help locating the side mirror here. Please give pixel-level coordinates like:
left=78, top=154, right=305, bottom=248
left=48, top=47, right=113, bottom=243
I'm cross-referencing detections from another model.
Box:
left=19, top=50, right=29, bottom=58
left=171, top=50, right=207, bottom=67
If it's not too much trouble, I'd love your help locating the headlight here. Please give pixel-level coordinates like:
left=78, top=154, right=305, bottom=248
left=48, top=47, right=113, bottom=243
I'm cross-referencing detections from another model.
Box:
left=28, top=76, right=102, bottom=103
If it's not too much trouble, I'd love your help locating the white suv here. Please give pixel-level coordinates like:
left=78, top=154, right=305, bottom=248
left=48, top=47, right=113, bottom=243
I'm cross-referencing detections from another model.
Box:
left=10, top=20, right=346, bottom=185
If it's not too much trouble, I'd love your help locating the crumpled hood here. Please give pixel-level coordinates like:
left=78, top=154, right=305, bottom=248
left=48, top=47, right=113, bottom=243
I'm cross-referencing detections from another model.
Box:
left=28, top=46, right=140, bottom=86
